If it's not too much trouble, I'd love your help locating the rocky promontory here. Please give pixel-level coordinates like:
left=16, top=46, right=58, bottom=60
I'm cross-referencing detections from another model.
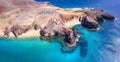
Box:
left=0, top=0, right=115, bottom=47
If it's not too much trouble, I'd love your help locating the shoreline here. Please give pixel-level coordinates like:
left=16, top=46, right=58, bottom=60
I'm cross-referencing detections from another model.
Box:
left=0, top=19, right=79, bottom=39
left=0, top=15, right=80, bottom=39
left=0, top=0, right=115, bottom=48
left=0, top=30, right=40, bottom=39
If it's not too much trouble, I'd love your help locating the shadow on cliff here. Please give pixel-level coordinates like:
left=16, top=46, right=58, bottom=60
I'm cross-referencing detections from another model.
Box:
left=60, top=25, right=88, bottom=57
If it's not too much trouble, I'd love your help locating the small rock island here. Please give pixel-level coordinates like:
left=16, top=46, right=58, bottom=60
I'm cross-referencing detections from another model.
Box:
left=0, top=0, right=115, bottom=47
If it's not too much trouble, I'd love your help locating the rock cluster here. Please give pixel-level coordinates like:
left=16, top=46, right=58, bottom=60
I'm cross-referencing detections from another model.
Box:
left=0, top=0, right=115, bottom=48
left=79, top=9, right=115, bottom=30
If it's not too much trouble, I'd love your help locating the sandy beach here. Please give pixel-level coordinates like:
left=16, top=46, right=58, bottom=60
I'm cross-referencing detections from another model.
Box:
left=0, top=29, right=40, bottom=38
left=0, top=18, right=80, bottom=38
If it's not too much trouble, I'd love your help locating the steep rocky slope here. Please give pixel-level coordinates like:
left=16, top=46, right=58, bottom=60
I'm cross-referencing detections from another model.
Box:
left=0, top=0, right=115, bottom=47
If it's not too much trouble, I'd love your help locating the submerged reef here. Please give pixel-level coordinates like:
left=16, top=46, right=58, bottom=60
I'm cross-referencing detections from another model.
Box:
left=0, top=0, right=115, bottom=48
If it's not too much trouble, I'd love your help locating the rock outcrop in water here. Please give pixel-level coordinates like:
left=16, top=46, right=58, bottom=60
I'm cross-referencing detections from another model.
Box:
left=0, top=0, right=115, bottom=47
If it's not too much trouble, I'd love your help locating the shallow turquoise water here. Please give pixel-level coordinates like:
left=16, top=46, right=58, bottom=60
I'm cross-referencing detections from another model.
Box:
left=0, top=0, right=120, bottom=62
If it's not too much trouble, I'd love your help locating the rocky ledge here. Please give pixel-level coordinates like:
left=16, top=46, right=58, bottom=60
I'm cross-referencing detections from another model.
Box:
left=0, top=0, right=115, bottom=48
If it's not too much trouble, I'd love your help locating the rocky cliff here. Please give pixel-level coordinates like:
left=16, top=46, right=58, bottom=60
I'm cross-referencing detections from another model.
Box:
left=0, top=0, right=115, bottom=47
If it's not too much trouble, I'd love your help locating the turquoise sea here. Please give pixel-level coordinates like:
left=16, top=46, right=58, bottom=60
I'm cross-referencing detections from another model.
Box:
left=0, top=0, right=120, bottom=62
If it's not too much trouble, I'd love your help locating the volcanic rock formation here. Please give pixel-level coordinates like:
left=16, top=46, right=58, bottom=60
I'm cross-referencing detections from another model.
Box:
left=0, top=0, right=115, bottom=47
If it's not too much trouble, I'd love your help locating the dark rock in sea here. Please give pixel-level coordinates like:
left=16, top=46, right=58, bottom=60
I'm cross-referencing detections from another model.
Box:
left=60, top=27, right=79, bottom=48
left=81, top=16, right=100, bottom=30
left=102, top=13, right=115, bottom=20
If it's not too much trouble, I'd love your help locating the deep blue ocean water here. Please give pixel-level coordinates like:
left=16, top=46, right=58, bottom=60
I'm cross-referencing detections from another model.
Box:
left=0, top=0, right=120, bottom=62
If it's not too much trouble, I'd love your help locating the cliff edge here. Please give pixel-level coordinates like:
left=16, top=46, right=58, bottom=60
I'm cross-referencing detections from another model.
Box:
left=0, top=0, right=115, bottom=47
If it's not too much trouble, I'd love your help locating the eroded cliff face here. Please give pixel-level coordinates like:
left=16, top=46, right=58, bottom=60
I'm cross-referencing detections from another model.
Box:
left=0, top=0, right=115, bottom=48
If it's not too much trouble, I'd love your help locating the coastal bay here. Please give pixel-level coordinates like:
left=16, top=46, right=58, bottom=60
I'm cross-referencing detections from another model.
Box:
left=0, top=0, right=115, bottom=48
left=0, top=0, right=120, bottom=62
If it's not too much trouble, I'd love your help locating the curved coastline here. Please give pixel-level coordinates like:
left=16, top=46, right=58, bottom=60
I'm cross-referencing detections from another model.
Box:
left=0, top=0, right=115, bottom=47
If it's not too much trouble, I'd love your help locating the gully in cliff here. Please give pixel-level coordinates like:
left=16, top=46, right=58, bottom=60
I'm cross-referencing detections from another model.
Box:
left=0, top=0, right=116, bottom=48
